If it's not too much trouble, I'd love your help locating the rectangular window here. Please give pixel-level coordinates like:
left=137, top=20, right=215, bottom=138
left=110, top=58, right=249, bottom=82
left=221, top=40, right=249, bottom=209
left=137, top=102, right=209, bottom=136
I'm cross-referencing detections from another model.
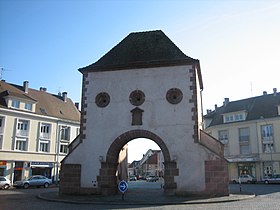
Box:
left=17, top=120, right=29, bottom=136
left=12, top=100, right=20, bottom=108
left=39, top=140, right=49, bottom=152
left=40, top=123, right=51, bottom=139
left=15, top=137, right=27, bottom=151
left=239, top=127, right=250, bottom=142
left=261, top=124, right=273, bottom=138
left=60, top=127, right=70, bottom=141
left=60, top=143, right=68, bottom=154
left=24, top=103, right=32, bottom=111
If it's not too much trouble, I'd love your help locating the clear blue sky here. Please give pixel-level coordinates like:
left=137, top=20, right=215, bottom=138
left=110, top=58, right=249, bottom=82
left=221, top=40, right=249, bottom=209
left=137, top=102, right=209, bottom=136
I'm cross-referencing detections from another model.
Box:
left=1, top=0, right=280, bottom=162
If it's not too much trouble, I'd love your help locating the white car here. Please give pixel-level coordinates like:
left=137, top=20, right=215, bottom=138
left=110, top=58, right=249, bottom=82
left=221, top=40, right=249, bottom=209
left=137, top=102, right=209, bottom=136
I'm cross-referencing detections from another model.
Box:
left=262, top=175, right=280, bottom=184
left=0, top=176, right=11, bottom=190
left=231, top=174, right=257, bottom=184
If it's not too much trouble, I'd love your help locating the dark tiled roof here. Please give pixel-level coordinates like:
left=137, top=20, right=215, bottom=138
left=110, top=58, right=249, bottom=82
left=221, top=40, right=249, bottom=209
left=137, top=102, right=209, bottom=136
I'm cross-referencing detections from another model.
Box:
left=205, top=93, right=280, bottom=127
left=0, top=80, right=80, bottom=122
left=79, top=30, right=200, bottom=72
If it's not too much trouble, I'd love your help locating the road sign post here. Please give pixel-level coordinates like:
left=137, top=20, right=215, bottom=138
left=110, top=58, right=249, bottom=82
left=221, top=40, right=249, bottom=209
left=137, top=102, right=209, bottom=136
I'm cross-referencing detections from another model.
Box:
left=118, top=180, right=128, bottom=200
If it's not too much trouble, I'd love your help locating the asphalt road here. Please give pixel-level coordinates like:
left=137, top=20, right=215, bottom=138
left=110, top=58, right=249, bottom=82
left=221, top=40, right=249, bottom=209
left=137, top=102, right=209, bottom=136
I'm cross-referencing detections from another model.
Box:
left=0, top=182, right=279, bottom=210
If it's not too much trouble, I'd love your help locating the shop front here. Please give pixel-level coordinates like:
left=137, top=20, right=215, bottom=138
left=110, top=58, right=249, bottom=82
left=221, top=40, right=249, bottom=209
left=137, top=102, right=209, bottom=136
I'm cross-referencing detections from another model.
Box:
left=30, top=162, right=53, bottom=179
left=227, top=155, right=259, bottom=180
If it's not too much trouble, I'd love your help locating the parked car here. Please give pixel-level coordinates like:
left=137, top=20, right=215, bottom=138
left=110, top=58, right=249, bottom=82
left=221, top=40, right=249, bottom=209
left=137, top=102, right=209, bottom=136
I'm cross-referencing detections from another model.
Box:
left=262, top=174, right=280, bottom=184
left=13, top=175, right=52, bottom=189
left=0, top=176, right=11, bottom=190
left=146, top=175, right=159, bottom=182
left=231, top=174, right=257, bottom=184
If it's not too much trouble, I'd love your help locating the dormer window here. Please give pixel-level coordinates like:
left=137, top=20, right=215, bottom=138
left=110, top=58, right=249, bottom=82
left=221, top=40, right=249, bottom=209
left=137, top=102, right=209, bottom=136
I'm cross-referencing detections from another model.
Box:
left=12, top=100, right=20, bottom=108
left=223, top=112, right=246, bottom=123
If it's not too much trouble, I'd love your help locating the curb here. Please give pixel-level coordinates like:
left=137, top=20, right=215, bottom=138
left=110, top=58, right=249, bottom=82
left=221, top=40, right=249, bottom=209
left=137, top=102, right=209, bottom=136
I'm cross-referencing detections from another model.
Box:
left=37, top=192, right=256, bottom=205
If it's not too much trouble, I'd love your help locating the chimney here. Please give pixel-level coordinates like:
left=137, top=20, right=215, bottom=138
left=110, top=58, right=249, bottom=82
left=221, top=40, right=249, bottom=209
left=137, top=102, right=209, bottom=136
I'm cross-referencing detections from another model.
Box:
left=75, top=102, right=79, bottom=110
left=23, top=81, right=29, bottom=93
left=263, top=91, right=267, bottom=95
left=215, top=104, right=218, bottom=111
left=273, top=88, right=277, bottom=96
left=40, top=87, right=47, bottom=92
left=62, top=92, right=67, bottom=102
left=206, top=109, right=211, bottom=114
left=223, top=98, right=229, bottom=107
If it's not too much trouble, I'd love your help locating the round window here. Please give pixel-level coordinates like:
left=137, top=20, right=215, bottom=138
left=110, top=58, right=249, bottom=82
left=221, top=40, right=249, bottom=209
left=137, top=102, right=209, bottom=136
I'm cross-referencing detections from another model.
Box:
left=95, top=92, right=110, bottom=107
left=166, top=88, right=183, bottom=104
left=129, top=90, right=145, bottom=106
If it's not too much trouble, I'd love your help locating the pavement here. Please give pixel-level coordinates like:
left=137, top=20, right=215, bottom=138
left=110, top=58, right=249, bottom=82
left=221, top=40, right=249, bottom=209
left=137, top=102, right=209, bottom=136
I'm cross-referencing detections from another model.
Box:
left=37, top=187, right=255, bottom=205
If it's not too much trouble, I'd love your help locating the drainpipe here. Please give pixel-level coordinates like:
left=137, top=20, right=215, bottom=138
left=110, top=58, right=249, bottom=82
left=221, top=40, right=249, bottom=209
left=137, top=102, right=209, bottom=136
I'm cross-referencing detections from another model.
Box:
left=55, top=121, right=63, bottom=186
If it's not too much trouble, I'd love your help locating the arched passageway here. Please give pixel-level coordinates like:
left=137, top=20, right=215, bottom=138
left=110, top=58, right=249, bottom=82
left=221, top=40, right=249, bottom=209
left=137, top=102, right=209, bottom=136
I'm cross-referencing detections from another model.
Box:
left=98, top=129, right=178, bottom=195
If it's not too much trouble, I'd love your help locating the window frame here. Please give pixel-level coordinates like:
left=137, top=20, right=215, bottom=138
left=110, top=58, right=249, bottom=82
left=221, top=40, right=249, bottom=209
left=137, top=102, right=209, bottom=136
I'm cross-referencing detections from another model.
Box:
left=15, top=137, right=27, bottom=151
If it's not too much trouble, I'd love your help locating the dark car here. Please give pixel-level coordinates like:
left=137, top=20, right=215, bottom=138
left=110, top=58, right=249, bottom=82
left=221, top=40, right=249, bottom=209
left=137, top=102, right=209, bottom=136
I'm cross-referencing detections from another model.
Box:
left=13, top=175, right=52, bottom=189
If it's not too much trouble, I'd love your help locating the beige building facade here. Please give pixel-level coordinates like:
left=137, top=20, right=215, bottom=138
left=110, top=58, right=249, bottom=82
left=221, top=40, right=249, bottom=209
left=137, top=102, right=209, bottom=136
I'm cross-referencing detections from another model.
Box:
left=204, top=90, right=280, bottom=181
left=0, top=80, right=80, bottom=184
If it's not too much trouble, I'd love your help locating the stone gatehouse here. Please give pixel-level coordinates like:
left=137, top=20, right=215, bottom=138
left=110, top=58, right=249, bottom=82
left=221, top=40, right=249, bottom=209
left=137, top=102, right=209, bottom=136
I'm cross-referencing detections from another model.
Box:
left=60, top=30, right=229, bottom=196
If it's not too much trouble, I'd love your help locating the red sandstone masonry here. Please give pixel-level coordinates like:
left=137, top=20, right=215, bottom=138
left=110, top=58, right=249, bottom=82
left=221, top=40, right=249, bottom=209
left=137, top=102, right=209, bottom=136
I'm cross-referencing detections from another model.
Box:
left=204, top=159, right=229, bottom=196
left=59, top=164, right=82, bottom=195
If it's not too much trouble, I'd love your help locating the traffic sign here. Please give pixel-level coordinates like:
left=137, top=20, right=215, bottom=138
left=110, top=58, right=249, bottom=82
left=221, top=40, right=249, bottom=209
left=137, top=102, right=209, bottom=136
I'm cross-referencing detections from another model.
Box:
left=118, top=180, right=128, bottom=193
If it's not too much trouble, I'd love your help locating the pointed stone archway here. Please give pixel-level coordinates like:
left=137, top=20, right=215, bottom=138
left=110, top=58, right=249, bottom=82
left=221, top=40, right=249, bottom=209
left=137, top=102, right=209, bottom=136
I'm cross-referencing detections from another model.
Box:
left=98, top=129, right=178, bottom=195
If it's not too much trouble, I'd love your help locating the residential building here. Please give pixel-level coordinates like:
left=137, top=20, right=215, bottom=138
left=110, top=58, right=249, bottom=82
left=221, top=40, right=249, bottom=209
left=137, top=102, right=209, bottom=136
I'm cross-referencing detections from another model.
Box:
left=204, top=89, right=280, bottom=181
left=0, top=80, right=80, bottom=183
left=139, top=149, right=164, bottom=178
